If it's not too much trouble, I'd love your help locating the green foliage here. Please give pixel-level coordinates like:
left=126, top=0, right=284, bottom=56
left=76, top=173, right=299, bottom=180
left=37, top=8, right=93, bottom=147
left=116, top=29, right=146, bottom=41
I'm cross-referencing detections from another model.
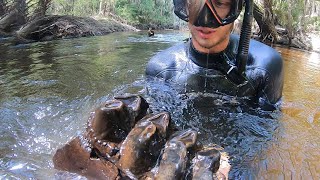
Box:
left=273, top=0, right=320, bottom=32
left=73, top=0, right=100, bottom=16
left=115, top=0, right=139, bottom=24
left=310, top=16, right=320, bottom=31
left=49, top=0, right=100, bottom=16
left=45, top=0, right=319, bottom=31
left=115, top=0, right=174, bottom=27
left=47, top=0, right=174, bottom=27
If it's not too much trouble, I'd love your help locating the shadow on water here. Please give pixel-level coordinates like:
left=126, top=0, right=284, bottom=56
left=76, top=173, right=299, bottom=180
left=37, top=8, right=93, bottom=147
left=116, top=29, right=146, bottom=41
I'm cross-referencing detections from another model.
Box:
left=0, top=31, right=319, bottom=179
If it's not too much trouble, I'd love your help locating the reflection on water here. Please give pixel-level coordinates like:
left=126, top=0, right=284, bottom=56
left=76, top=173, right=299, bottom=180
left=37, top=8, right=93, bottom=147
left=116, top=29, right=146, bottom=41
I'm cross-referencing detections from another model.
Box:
left=0, top=32, right=319, bottom=179
left=256, top=47, right=320, bottom=179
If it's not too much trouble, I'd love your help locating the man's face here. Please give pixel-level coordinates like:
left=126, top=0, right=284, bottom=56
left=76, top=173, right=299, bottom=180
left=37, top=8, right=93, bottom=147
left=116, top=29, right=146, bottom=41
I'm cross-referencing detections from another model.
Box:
left=189, top=0, right=234, bottom=53
left=188, top=22, right=233, bottom=53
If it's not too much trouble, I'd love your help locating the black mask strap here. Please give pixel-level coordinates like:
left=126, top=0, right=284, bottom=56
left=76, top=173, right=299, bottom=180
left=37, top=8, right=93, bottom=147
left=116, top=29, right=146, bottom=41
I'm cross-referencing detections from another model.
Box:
left=173, top=0, right=189, bottom=21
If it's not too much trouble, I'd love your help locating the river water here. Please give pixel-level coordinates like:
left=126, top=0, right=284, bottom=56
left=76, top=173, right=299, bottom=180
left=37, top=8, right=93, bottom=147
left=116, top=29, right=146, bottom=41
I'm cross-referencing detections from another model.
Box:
left=0, top=31, right=319, bottom=179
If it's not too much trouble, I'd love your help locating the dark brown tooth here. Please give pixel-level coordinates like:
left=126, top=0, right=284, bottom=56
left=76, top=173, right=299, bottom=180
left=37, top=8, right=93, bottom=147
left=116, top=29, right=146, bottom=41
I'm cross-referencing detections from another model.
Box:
left=53, top=137, right=119, bottom=179
left=118, top=112, right=170, bottom=177
left=136, top=111, right=170, bottom=138
left=54, top=94, right=155, bottom=179
left=154, top=129, right=197, bottom=180
left=115, top=94, right=149, bottom=127
left=192, top=146, right=221, bottom=180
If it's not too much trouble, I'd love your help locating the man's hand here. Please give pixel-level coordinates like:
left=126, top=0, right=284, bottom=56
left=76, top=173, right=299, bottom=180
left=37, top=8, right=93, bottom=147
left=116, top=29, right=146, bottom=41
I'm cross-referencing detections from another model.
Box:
left=53, top=94, right=230, bottom=179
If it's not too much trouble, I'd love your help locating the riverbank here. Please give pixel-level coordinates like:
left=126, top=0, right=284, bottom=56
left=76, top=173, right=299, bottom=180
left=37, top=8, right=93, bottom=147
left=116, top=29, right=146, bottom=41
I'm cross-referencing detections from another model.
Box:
left=1, top=14, right=319, bottom=53
left=0, top=15, right=138, bottom=43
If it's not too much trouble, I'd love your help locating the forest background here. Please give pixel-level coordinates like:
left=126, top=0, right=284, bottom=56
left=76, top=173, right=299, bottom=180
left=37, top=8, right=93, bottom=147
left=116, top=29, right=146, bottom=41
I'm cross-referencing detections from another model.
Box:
left=51, top=0, right=320, bottom=31
left=0, top=0, right=320, bottom=50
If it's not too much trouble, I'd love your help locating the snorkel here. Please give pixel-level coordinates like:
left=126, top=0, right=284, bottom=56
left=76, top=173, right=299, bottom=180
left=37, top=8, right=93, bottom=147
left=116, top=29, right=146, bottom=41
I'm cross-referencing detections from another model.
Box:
left=173, top=0, right=254, bottom=85
left=236, top=0, right=253, bottom=75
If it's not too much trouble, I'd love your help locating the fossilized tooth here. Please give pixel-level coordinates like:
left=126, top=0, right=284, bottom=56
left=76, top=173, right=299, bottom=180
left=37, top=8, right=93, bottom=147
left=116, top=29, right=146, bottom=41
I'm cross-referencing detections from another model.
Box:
left=115, top=94, right=149, bottom=128
left=85, top=94, right=150, bottom=158
left=191, top=146, right=221, bottom=180
left=118, top=112, right=170, bottom=178
left=53, top=136, right=119, bottom=179
left=154, top=129, right=198, bottom=180
left=137, top=111, right=171, bottom=138
left=83, top=99, right=129, bottom=159
left=86, top=94, right=149, bottom=142
left=53, top=94, right=151, bottom=179
left=87, top=99, right=129, bottom=143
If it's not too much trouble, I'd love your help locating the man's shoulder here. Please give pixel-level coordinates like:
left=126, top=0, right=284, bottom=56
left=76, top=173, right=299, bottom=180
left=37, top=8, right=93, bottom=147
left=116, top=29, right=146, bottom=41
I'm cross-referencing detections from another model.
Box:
left=146, top=42, right=187, bottom=77
left=249, top=40, right=283, bottom=75
left=243, top=36, right=284, bottom=104
left=229, top=34, right=283, bottom=75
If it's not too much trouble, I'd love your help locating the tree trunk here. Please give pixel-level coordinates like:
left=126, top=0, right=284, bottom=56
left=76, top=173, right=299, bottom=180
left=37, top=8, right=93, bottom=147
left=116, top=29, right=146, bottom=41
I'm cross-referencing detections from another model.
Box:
left=286, top=0, right=294, bottom=45
left=29, top=0, right=51, bottom=20
left=105, top=0, right=115, bottom=15
left=99, top=0, right=104, bottom=15
left=0, top=9, right=25, bottom=32
left=253, top=2, right=278, bottom=42
left=13, top=0, right=27, bottom=16
left=38, top=0, right=50, bottom=17
left=0, top=0, right=6, bottom=16
left=16, top=16, right=58, bottom=40
left=71, top=0, right=75, bottom=16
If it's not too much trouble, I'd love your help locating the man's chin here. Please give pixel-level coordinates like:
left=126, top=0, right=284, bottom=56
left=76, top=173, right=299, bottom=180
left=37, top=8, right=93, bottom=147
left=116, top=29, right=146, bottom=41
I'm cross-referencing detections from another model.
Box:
left=194, top=38, right=215, bottom=48
left=198, top=42, right=215, bottom=50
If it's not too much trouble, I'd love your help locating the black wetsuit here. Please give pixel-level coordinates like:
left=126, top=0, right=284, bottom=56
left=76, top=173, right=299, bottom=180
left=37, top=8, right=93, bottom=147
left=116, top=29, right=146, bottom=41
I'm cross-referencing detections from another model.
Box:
left=146, top=34, right=284, bottom=109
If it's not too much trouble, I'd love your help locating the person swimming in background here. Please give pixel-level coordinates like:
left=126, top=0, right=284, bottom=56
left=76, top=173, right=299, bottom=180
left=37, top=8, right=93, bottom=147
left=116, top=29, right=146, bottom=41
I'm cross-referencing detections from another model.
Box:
left=146, top=0, right=284, bottom=110
left=148, top=27, right=155, bottom=37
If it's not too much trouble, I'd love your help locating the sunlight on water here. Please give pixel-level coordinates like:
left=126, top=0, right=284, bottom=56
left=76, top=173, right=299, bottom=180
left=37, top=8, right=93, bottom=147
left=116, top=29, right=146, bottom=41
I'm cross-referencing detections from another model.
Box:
left=257, top=46, right=320, bottom=179
left=0, top=32, right=319, bottom=179
left=9, top=163, right=26, bottom=171
left=308, top=51, right=320, bottom=67
left=310, top=34, right=320, bottom=52
left=128, top=31, right=189, bottom=43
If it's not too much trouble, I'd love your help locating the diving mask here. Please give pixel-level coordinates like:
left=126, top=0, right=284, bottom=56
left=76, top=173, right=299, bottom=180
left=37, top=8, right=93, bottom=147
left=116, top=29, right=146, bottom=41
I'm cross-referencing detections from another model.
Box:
left=174, top=0, right=243, bottom=28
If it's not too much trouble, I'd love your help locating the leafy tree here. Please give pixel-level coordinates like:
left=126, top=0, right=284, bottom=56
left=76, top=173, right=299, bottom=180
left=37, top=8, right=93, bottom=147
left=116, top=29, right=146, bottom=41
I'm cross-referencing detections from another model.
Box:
left=114, top=0, right=174, bottom=27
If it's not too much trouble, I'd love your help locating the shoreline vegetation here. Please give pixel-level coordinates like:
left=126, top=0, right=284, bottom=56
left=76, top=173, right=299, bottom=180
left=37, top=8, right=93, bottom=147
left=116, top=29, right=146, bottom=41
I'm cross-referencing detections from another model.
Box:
left=0, top=15, right=139, bottom=44
left=0, top=0, right=319, bottom=53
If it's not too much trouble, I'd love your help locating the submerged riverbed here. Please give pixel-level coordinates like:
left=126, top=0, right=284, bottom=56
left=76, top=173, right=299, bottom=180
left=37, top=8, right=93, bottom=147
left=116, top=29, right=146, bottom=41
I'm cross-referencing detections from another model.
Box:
left=0, top=31, right=319, bottom=179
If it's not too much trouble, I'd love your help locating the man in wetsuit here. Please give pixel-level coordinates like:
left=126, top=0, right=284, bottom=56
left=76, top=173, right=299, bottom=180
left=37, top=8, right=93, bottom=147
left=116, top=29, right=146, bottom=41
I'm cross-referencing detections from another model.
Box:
left=146, top=0, right=284, bottom=110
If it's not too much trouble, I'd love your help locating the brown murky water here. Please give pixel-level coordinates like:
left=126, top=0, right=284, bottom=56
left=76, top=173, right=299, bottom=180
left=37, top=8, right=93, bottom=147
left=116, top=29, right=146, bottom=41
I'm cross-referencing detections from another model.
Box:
left=0, top=32, right=319, bottom=179
left=256, top=47, right=320, bottom=179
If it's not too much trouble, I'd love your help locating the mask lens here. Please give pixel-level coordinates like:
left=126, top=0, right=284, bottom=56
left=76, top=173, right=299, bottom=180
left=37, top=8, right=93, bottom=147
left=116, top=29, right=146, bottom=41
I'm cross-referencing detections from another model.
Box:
left=173, top=0, right=243, bottom=27
left=205, top=0, right=243, bottom=26
left=209, top=0, right=232, bottom=19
